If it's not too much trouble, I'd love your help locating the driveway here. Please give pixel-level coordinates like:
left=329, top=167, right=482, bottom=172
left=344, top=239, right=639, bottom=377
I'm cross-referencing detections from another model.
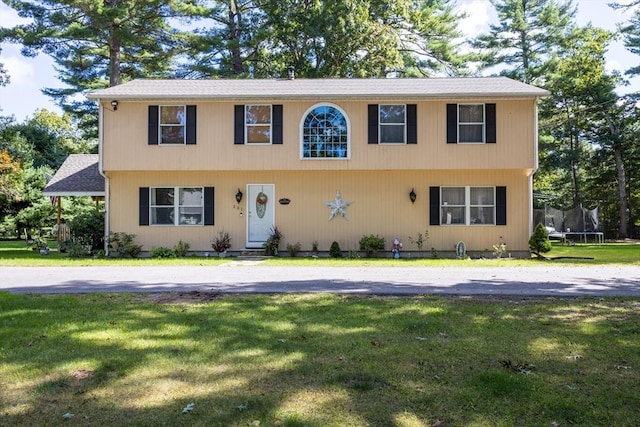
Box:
left=1, top=263, right=639, bottom=296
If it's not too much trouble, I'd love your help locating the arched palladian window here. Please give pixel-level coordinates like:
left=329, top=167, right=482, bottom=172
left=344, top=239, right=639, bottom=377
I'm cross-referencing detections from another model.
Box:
left=301, top=104, right=349, bottom=159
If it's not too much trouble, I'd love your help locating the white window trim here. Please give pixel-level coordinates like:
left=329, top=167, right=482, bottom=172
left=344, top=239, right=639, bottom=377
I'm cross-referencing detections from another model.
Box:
left=159, top=105, right=186, bottom=145
left=440, top=186, right=496, bottom=226
left=379, top=104, right=407, bottom=144
left=300, top=102, right=351, bottom=160
left=150, top=186, right=204, bottom=226
left=457, top=103, right=485, bottom=144
left=245, top=104, right=272, bottom=144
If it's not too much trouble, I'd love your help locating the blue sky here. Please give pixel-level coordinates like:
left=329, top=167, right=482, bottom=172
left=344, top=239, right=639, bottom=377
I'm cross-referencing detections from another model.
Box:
left=0, top=0, right=638, bottom=122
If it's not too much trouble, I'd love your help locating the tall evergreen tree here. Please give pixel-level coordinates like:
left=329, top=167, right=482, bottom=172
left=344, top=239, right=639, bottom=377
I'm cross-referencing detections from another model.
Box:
left=0, top=0, right=191, bottom=131
left=472, top=0, right=576, bottom=85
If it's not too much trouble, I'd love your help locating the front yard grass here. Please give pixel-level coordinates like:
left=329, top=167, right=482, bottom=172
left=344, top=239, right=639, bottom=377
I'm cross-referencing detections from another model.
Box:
left=1, top=293, right=639, bottom=426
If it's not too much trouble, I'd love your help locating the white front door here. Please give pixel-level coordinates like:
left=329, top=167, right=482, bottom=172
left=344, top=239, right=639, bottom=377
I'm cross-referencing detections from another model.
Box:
left=246, top=184, right=275, bottom=248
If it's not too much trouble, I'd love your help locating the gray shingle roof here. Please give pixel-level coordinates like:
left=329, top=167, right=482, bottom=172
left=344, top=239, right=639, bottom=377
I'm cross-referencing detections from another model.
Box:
left=43, top=154, right=105, bottom=196
left=87, top=77, right=549, bottom=101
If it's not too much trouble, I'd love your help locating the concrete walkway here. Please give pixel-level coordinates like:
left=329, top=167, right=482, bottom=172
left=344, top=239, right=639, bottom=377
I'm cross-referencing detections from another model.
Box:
left=1, top=263, right=639, bottom=296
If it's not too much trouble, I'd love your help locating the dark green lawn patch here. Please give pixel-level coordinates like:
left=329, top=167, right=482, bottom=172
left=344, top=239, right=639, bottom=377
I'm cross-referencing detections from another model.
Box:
left=1, top=293, right=639, bottom=426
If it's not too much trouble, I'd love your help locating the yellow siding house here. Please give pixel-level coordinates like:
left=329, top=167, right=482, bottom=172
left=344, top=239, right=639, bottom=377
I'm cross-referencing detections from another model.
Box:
left=87, top=77, right=549, bottom=256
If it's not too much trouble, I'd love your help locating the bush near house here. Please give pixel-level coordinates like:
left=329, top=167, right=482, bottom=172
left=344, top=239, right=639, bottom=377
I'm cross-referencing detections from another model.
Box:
left=359, top=234, right=386, bottom=258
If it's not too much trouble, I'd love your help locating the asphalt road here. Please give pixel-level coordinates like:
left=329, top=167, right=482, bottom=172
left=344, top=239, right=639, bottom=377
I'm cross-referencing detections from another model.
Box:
left=1, top=263, right=639, bottom=296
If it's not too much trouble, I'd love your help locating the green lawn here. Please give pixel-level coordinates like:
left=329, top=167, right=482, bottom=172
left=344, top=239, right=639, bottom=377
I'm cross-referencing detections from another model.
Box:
left=1, top=293, right=639, bottom=426
left=1, top=239, right=639, bottom=266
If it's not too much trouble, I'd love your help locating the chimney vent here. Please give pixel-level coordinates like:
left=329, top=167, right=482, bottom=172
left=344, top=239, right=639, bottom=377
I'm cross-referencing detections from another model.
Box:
left=287, top=66, right=295, bottom=80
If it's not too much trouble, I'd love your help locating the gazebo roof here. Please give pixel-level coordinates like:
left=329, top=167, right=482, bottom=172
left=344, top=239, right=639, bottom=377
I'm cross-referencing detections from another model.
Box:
left=43, top=154, right=105, bottom=197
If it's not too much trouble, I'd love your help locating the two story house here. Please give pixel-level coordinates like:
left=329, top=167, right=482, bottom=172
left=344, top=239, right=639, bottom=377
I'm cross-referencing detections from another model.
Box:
left=87, top=77, right=549, bottom=256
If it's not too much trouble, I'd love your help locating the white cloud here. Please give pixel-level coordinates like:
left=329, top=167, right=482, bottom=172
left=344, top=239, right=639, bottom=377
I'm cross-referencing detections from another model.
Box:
left=0, top=3, right=31, bottom=27
left=3, top=51, right=36, bottom=86
left=456, top=0, right=496, bottom=39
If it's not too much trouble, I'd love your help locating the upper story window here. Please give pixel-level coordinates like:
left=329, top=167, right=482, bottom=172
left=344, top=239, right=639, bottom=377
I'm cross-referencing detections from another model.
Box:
left=150, top=186, right=204, bottom=226
left=234, top=105, right=283, bottom=145
left=148, top=105, right=196, bottom=145
left=301, top=104, right=349, bottom=159
left=458, top=104, right=484, bottom=143
left=245, top=105, right=272, bottom=144
left=160, top=106, right=186, bottom=144
left=446, top=103, right=496, bottom=144
left=440, top=186, right=495, bottom=225
left=368, top=104, right=417, bottom=144
left=379, top=104, right=406, bottom=143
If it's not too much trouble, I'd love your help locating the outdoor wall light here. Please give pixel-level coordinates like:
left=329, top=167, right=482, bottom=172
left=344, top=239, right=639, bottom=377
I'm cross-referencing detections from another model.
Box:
left=110, top=100, right=119, bottom=111
left=235, top=189, right=243, bottom=204
left=409, top=188, right=417, bottom=204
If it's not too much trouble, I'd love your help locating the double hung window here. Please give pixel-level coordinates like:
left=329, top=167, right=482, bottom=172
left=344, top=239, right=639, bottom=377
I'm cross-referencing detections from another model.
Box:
left=440, top=186, right=495, bottom=225
left=458, top=104, right=484, bottom=143
left=150, top=187, right=204, bottom=226
left=446, top=103, right=496, bottom=144
left=245, top=105, right=272, bottom=144
left=160, top=106, right=186, bottom=144
left=379, top=104, right=406, bottom=144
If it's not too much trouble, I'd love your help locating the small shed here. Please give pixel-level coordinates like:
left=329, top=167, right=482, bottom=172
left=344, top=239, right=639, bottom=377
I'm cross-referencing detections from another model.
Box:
left=43, top=154, right=105, bottom=222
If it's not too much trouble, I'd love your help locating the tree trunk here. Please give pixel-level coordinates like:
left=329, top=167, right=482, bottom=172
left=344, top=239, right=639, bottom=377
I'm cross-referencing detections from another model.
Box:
left=614, top=144, right=629, bottom=238
left=106, top=0, right=121, bottom=87
left=604, top=111, right=628, bottom=238
left=228, top=0, right=243, bottom=75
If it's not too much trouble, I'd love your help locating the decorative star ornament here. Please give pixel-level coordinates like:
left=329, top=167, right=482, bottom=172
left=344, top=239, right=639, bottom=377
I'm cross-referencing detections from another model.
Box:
left=325, top=191, right=353, bottom=221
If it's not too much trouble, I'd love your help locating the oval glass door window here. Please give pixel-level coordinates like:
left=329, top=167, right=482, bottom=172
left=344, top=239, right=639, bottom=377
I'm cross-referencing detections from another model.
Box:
left=256, top=191, right=268, bottom=218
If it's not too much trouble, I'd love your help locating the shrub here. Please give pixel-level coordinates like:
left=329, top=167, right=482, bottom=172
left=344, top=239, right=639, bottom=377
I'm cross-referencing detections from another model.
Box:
left=173, top=240, right=190, bottom=257
left=67, top=241, right=91, bottom=258
left=108, top=232, right=142, bottom=258
left=151, top=246, right=175, bottom=258
left=529, top=223, right=552, bottom=255
left=68, top=209, right=105, bottom=252
left=408, top=230, right=429, bottom=251
left=263, top=226, right=283, bottom=256
left=212, top=231, right=231, bottom=253
left=286, top=242, right=301, bottom=257
left=329, top=241, right=342, bottom=258
left=492, top=237, right=507, bottom=258
left=359, top=234, right=385, bottom=258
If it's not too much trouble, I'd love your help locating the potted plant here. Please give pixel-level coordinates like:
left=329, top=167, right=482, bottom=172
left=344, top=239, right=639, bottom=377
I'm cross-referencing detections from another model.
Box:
left=212, top=231, right=231, bottom=257
left=263, top=226, right=283, bottom=256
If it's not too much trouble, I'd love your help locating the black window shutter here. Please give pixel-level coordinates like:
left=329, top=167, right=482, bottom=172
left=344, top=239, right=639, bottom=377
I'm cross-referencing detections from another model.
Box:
left=486, top=103, right=496, bottom=143
left=446, top=104, right=458, bottom=144
left=148, top=106, right=159, bottom=145
left=186, top=105, right=197, bottom=144
left=234, top=105, right=245, bottom=145
left=272, top=104, right=283, bottom=144
left=139, top=187, right=150, bottom=226
left=407, top=104, right=417, bottom=144
left=496, top=186, right=507, bottom=225
left=429, top=186, right=440, bottom=225
left=204, top=187, right=215, bottom=225
left=368, top=104, right=378, bottom=144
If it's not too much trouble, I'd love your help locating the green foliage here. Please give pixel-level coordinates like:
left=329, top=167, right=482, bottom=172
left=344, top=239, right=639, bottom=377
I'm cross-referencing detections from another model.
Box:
left=68, top=209, right=105, bottom=252
left=359, top=234, right=385, bottom=258
left=151, top=246, right=175, bottom=258
left=408, top=230, right=429, bottom=251
left=329, top=241, right=342, bottom=258
left=67, top=241, right=91, bottom=258
left=472, top=0, right=577, bottom=85
left=493, top=237, right=507, bottom=258
left=108, top=232, right=142, bottom=258
left=2, top=293, right=639, bottom=425
left=529, top=223, right=552, bottom=255
left=286, top=242, right=301, bottom=257
left=263, top=226, right=283, bottom=256
left=212, top=231, right=231, bottom=253
left=173, top=240, right=190, bottom=257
